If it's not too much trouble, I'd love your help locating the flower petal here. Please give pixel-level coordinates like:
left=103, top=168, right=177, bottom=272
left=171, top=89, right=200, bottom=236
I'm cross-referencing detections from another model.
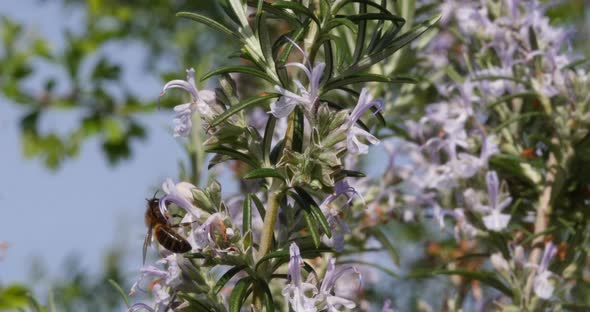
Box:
left=482, top=211, right=511, bottom=231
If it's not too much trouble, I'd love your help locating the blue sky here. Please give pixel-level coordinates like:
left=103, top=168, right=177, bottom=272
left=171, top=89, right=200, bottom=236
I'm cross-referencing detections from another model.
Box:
left=0, top=0, right=190, bottom=284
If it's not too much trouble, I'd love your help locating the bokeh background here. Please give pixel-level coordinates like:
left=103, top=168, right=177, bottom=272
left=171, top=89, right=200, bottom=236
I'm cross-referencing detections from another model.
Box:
left=0, top=0, right=588, bottom=310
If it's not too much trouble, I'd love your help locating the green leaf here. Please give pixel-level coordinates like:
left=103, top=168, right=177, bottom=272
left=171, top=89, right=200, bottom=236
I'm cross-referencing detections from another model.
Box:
left=0, top=284, right=30, bottom=310
left=178, top=293, right=218, bottom=311
left=351, top=3, right=368, bottom=63
left=333, top=0, right=392, bottom=14
left=342, top=14, right=440, bottom=75
left=243, top=194, right=252, bottom=236
left=563, top=58, right=589, bottom=70
left=229, top=277, right=253, bottom=312
left=321, top=38, right=335, bottom=84
left=206, top=146, right=259, bottom=169
left=262, top=116, right=276, bottom=164
left=257, top=280, right=276, bottom=312
left=292, top=106, right=304, bottom=152
left=210, top=93, right=279, bottom=127
left=256, top=12, right=275, bottom=70
left=303, top=209, right=322, bottom=248
left=250, top=193, right=266, bottom=219
left=108, top=279, right=130, bottom=308
left=243, top=168, right=286, bottom=180
left=201, top=66, right=276, bottom=84
left=367, top=227, right=400, bottom=266
left=346, top=13, right=405, bottom=25
left=324, top=73, right=416, bottom=91
left=272, top=1, right=321, bottom=26
left=293, top=188, right=332, bottom=238
left=177, top=12, right=239, bottom=40
left=335, top=169, right=366, bottom=180
left=247, top=0, right=300, bottom=27
left=270, top=139, right=285, bottom=165
left=489, top=154, right=540, bottom=187
left=486, top=92, right=537, bottom=109
left=410, top=269, right=513, bottom=296
left=213, top=266, right=246, bottom=294
left=492, top=112, right=544, bottom=133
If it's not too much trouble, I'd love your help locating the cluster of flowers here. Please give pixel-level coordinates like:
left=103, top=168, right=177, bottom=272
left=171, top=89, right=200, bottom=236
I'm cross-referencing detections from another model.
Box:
left=126, top=0, right=589, bottom=310
left=128, top=41, right=381, bottom=311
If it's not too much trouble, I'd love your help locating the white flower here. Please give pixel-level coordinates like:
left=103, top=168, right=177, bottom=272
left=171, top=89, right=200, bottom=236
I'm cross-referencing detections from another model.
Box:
left=346, top=88, right=383, bottom=155
left=533, top=242, right=557, bottom=299
left=159, top=178, right=201, bottom=220
left=189, top=212, right=226, bottom=251
left=472, top=171, right=512, bottom=231
left=283, top=243, right=360, bottom=312
left=160, top=68, right=216, bottom=137
left=270, top=38, right=325, bottom=118
left=534, top=271, right=555, bottom=300
left=283, top=243, right=319, bottom=312
left=318, top=258, right=360, bottom=312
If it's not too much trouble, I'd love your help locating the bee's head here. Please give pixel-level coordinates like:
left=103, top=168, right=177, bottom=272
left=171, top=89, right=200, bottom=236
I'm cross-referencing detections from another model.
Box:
left=146, top=190, right=160, bottom=203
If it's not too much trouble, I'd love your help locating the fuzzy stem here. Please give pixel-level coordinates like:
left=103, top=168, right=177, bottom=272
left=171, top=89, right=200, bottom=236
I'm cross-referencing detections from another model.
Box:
left=258, top=186, right=281, bottom=260
left=523, top=149, right=557, bottom=303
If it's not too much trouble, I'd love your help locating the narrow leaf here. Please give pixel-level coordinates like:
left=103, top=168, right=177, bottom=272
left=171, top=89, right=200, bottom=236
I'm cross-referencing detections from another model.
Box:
left=108, top=279, right=130, bottom=308
left=201, top=66, right=276, bottom=84
left=257, top=280, right=276, bottom=312
left=342, top=14, right=440, bottom=75
left=251, top=193, right=266, bottom=219
left=324, top=74, right=416, bottom=91
left=367, top=227, right=400, bottom=266
left=411, top=269, right=513, bottom=296
left=243, top=168, right=286, bottom=180
left=294, top=188, right=332, bottom=238
left=177, top=12, right=239, bottom=40
left=273, top=1, right=321, bottom=26
left=262, top=115, right=276, bottom=164
left=229, top=277, right=253, bottom=312
left=213, top=266, right=246, bottom=294
left=206, top=146, right=259, bottom=168
left=210, top=93, right=279, bottom=127
left=243, top=194, right=252, bottom=235
left=303, top=209, right=321, bottom=248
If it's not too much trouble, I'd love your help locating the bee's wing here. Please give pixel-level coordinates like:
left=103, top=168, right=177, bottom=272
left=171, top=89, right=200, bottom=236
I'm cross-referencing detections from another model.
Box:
left=143, top=227, right=152, bottom=265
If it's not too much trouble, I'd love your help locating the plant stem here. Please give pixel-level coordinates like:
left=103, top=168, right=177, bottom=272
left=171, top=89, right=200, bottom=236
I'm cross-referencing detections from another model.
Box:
left=257, top=184, right=281, bottom=261
left=523, top=149, right=557, bottom=303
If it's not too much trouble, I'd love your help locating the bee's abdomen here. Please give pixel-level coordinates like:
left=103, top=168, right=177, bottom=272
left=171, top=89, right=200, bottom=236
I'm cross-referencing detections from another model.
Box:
left=154, top=224, right=192, bottom=253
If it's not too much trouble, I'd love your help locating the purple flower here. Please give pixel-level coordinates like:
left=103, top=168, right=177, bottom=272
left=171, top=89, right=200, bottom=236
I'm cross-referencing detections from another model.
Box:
left=320, top=180, right=363, bottom=251
left=283, top=243, right=360, bottom=312
left=159, top=178, right=200, bottom=222
left=347, top=88, right=383, bottom=155
left=471, top=171, right=512, bottom=231
left=318, top=258, right=360, bottom=312
left=160, top=68, right=216, bottom=137
left=282, top=243, right=319, bottom=312
left=533, top=242, right=557, bottom=299
left=127, top=303, right=154, bottom=312
left=435, top=208, right=478, bottom=241
left=270, top=38, right=325, bottom=118
left=188, top=212, right=235, bottom=253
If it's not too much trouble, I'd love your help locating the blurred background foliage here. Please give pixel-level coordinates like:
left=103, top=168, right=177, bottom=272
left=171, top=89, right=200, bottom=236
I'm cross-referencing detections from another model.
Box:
left=0, top=0, right=588, bottom=311
left=1, top=0, right=235, bottom=169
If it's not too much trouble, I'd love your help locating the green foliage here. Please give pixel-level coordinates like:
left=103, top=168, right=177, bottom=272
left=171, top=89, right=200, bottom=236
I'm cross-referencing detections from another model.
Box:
left=1, top=1, right=231, bottom=169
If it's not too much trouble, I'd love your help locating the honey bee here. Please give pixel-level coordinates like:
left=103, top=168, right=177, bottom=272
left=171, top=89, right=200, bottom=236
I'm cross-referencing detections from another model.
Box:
left=143, top=197, right=191, bottom=264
